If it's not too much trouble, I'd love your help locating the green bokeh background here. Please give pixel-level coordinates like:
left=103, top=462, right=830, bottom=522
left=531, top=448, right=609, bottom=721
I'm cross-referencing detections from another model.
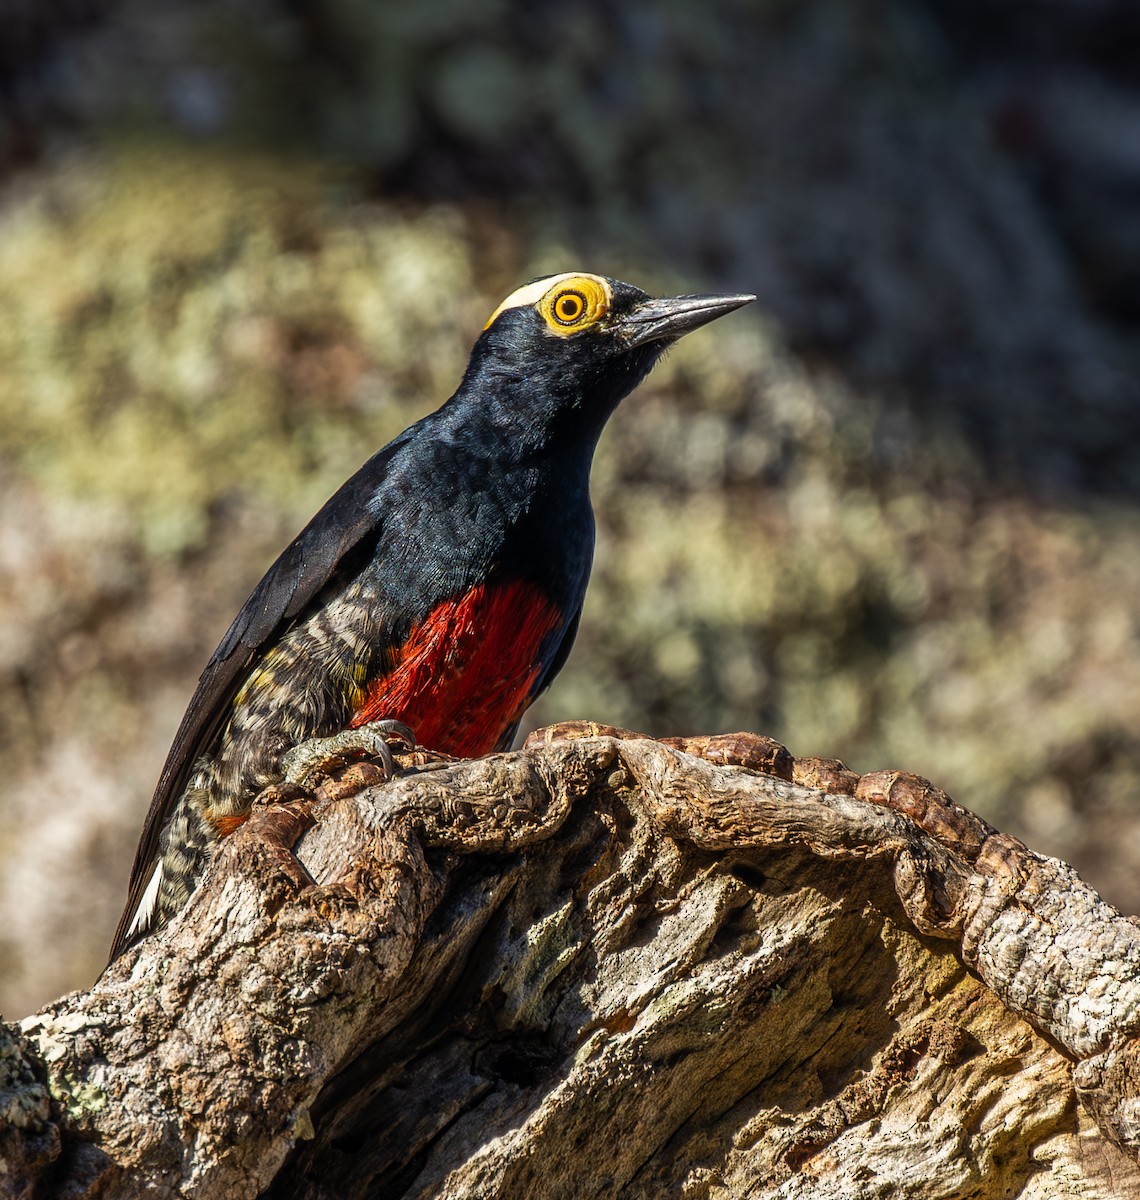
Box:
left=1, top=0, right=1138, bottom=1016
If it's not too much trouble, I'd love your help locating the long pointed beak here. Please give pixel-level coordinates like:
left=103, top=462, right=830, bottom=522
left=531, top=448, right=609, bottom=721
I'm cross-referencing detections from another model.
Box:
left=613, top=292, right=756, bottom=348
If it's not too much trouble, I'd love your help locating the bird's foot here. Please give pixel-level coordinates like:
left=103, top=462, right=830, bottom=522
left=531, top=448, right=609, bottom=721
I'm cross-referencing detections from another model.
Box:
left=280, top=719, right=417, bottom=791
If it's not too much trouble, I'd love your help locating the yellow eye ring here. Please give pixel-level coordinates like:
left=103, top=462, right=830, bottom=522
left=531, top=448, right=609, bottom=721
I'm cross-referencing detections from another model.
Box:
left=553, top=290, right=587, bottom=324
left=482, top=273, right=613, bottom=333
left=538, top=275, right=610, bottom=335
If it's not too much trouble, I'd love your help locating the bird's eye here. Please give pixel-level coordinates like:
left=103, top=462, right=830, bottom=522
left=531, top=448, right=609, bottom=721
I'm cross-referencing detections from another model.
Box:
left=483, top=273, right=613, bottom=335
left=553, top=291, right=587, bottom=324
left=537, top=274, right=611, bottom=335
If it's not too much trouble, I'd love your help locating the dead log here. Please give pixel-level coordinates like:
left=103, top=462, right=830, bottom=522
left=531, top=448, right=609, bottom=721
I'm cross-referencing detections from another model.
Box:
left=5, top=723, right=1140, bottom=1198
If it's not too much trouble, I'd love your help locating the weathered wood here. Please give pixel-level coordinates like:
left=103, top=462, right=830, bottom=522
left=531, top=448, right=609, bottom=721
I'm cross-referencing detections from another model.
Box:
left=6, top=724, right=1140, bottom=1198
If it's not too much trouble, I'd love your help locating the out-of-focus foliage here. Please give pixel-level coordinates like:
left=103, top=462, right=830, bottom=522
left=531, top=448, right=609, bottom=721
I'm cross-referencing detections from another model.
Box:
left=0, top=0, right=1138, bottom=1017
left=0, top=153, right=479, bottom=553
left=5, top=0, right=1138, bottom=488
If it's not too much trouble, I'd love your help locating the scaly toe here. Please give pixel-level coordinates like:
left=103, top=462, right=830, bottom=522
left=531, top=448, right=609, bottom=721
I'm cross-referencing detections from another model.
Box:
left=280, top=721, right=417, bottom=788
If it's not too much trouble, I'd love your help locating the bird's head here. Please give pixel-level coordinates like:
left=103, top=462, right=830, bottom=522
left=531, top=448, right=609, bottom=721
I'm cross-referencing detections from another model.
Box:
left=467, top=273, right=755, bottom=440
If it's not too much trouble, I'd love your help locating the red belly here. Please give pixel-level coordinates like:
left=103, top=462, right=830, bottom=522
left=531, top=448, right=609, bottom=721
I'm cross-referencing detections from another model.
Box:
left=350, top=579, right=565, bottom=756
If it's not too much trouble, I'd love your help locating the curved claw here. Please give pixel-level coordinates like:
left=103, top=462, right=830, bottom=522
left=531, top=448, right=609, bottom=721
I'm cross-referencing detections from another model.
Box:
left=280, top=720, right=418, bottom=789
left=355, top=719, right=416, bottom=753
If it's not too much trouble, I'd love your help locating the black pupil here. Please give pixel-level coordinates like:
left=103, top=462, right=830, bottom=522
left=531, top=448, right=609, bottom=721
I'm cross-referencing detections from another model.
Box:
left=557, top=292, right=584, bottom=321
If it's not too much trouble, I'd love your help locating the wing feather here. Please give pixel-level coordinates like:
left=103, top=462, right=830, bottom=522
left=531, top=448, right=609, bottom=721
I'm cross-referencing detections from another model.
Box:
left=108, top=439, right=405, bottom=960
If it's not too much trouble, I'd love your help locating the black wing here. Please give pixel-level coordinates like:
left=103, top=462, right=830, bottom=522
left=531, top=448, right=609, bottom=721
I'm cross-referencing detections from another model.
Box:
left=109, top=437, right=407, bottom=960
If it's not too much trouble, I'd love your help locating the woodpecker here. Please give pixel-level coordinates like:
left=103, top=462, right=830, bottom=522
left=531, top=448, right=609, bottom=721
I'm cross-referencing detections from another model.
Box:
left=110, top=272, right=754, bottom=960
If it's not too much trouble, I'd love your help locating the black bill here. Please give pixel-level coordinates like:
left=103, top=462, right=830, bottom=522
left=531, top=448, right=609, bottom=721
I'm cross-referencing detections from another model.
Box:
left=614, top=292, right=756, bottom=348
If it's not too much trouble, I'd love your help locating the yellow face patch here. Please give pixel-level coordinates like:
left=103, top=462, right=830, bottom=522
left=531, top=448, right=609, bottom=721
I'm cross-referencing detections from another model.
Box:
left=483, top=272, right=613, bottom=336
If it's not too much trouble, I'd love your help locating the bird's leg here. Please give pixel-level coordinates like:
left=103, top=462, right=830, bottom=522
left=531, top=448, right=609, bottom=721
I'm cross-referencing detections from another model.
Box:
left=234, top=722, right=416, bottom=924
left=279, top=719, right=417, bottom=790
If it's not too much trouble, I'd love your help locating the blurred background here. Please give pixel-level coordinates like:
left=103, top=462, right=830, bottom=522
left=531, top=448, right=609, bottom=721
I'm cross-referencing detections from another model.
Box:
left=0, top=0, right=1138, bottom=1017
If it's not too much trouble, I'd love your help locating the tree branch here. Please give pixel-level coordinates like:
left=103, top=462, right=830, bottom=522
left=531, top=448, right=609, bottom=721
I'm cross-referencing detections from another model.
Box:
left=7, top=724, right=1140, bottom=1198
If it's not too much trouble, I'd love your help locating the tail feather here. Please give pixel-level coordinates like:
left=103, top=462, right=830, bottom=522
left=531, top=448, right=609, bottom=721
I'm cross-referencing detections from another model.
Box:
left=108, top=790, right=217, bottom=961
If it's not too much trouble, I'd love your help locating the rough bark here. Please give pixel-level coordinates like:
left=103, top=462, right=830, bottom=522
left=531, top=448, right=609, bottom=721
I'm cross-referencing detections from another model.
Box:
left=5, top=723, right=1140, bottom=1198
